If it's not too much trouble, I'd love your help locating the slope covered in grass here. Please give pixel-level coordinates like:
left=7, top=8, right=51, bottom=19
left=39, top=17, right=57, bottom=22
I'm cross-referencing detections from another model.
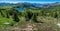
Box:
left=0, top=4, right=60, bottom=31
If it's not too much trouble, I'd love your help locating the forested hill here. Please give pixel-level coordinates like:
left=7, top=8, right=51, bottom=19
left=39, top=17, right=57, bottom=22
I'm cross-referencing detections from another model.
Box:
left=0, top=4, right=60, bottom=23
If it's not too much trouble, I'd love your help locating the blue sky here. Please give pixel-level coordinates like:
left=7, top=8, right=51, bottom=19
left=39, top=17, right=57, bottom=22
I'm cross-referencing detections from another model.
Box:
left=0, top=0, right=60, bottom=3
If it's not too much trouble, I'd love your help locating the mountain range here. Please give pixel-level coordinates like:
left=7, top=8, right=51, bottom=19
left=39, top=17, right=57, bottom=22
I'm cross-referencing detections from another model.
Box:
left=0, top=2, right=60, bottom=8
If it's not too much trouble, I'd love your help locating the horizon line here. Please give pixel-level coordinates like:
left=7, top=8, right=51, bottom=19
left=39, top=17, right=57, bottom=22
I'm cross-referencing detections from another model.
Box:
left=0, top=1, right=60, bottom=4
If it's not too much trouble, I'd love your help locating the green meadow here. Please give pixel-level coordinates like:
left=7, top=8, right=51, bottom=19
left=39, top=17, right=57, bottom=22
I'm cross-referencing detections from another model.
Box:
left=0, top=5, right=60, bottom=31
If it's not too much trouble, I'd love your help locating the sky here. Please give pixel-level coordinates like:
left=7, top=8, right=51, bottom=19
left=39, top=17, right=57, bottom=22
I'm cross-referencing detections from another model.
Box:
left=0, top=0, right=60, bottom=3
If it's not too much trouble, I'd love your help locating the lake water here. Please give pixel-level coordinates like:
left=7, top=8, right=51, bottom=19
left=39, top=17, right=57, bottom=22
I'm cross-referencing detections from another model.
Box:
left=16, top=7, right=24, bottom=12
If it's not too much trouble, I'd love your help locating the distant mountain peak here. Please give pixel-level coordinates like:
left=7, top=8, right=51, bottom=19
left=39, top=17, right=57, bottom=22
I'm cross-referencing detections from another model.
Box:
left=0, top=2, right=60, bottom=8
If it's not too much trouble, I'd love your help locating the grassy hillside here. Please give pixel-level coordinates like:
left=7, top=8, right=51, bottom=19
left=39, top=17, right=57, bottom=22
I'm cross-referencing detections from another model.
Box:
left=0, top=5, right=60, bottom=31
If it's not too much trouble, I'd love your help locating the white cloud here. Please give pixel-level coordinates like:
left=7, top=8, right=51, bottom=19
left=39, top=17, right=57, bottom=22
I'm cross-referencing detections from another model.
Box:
left=0, top=0, right=58, bottom=4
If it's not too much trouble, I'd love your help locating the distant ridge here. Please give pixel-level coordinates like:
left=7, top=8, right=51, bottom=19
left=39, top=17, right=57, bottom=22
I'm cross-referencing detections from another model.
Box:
left=0, top=2, right=60, bottom=8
